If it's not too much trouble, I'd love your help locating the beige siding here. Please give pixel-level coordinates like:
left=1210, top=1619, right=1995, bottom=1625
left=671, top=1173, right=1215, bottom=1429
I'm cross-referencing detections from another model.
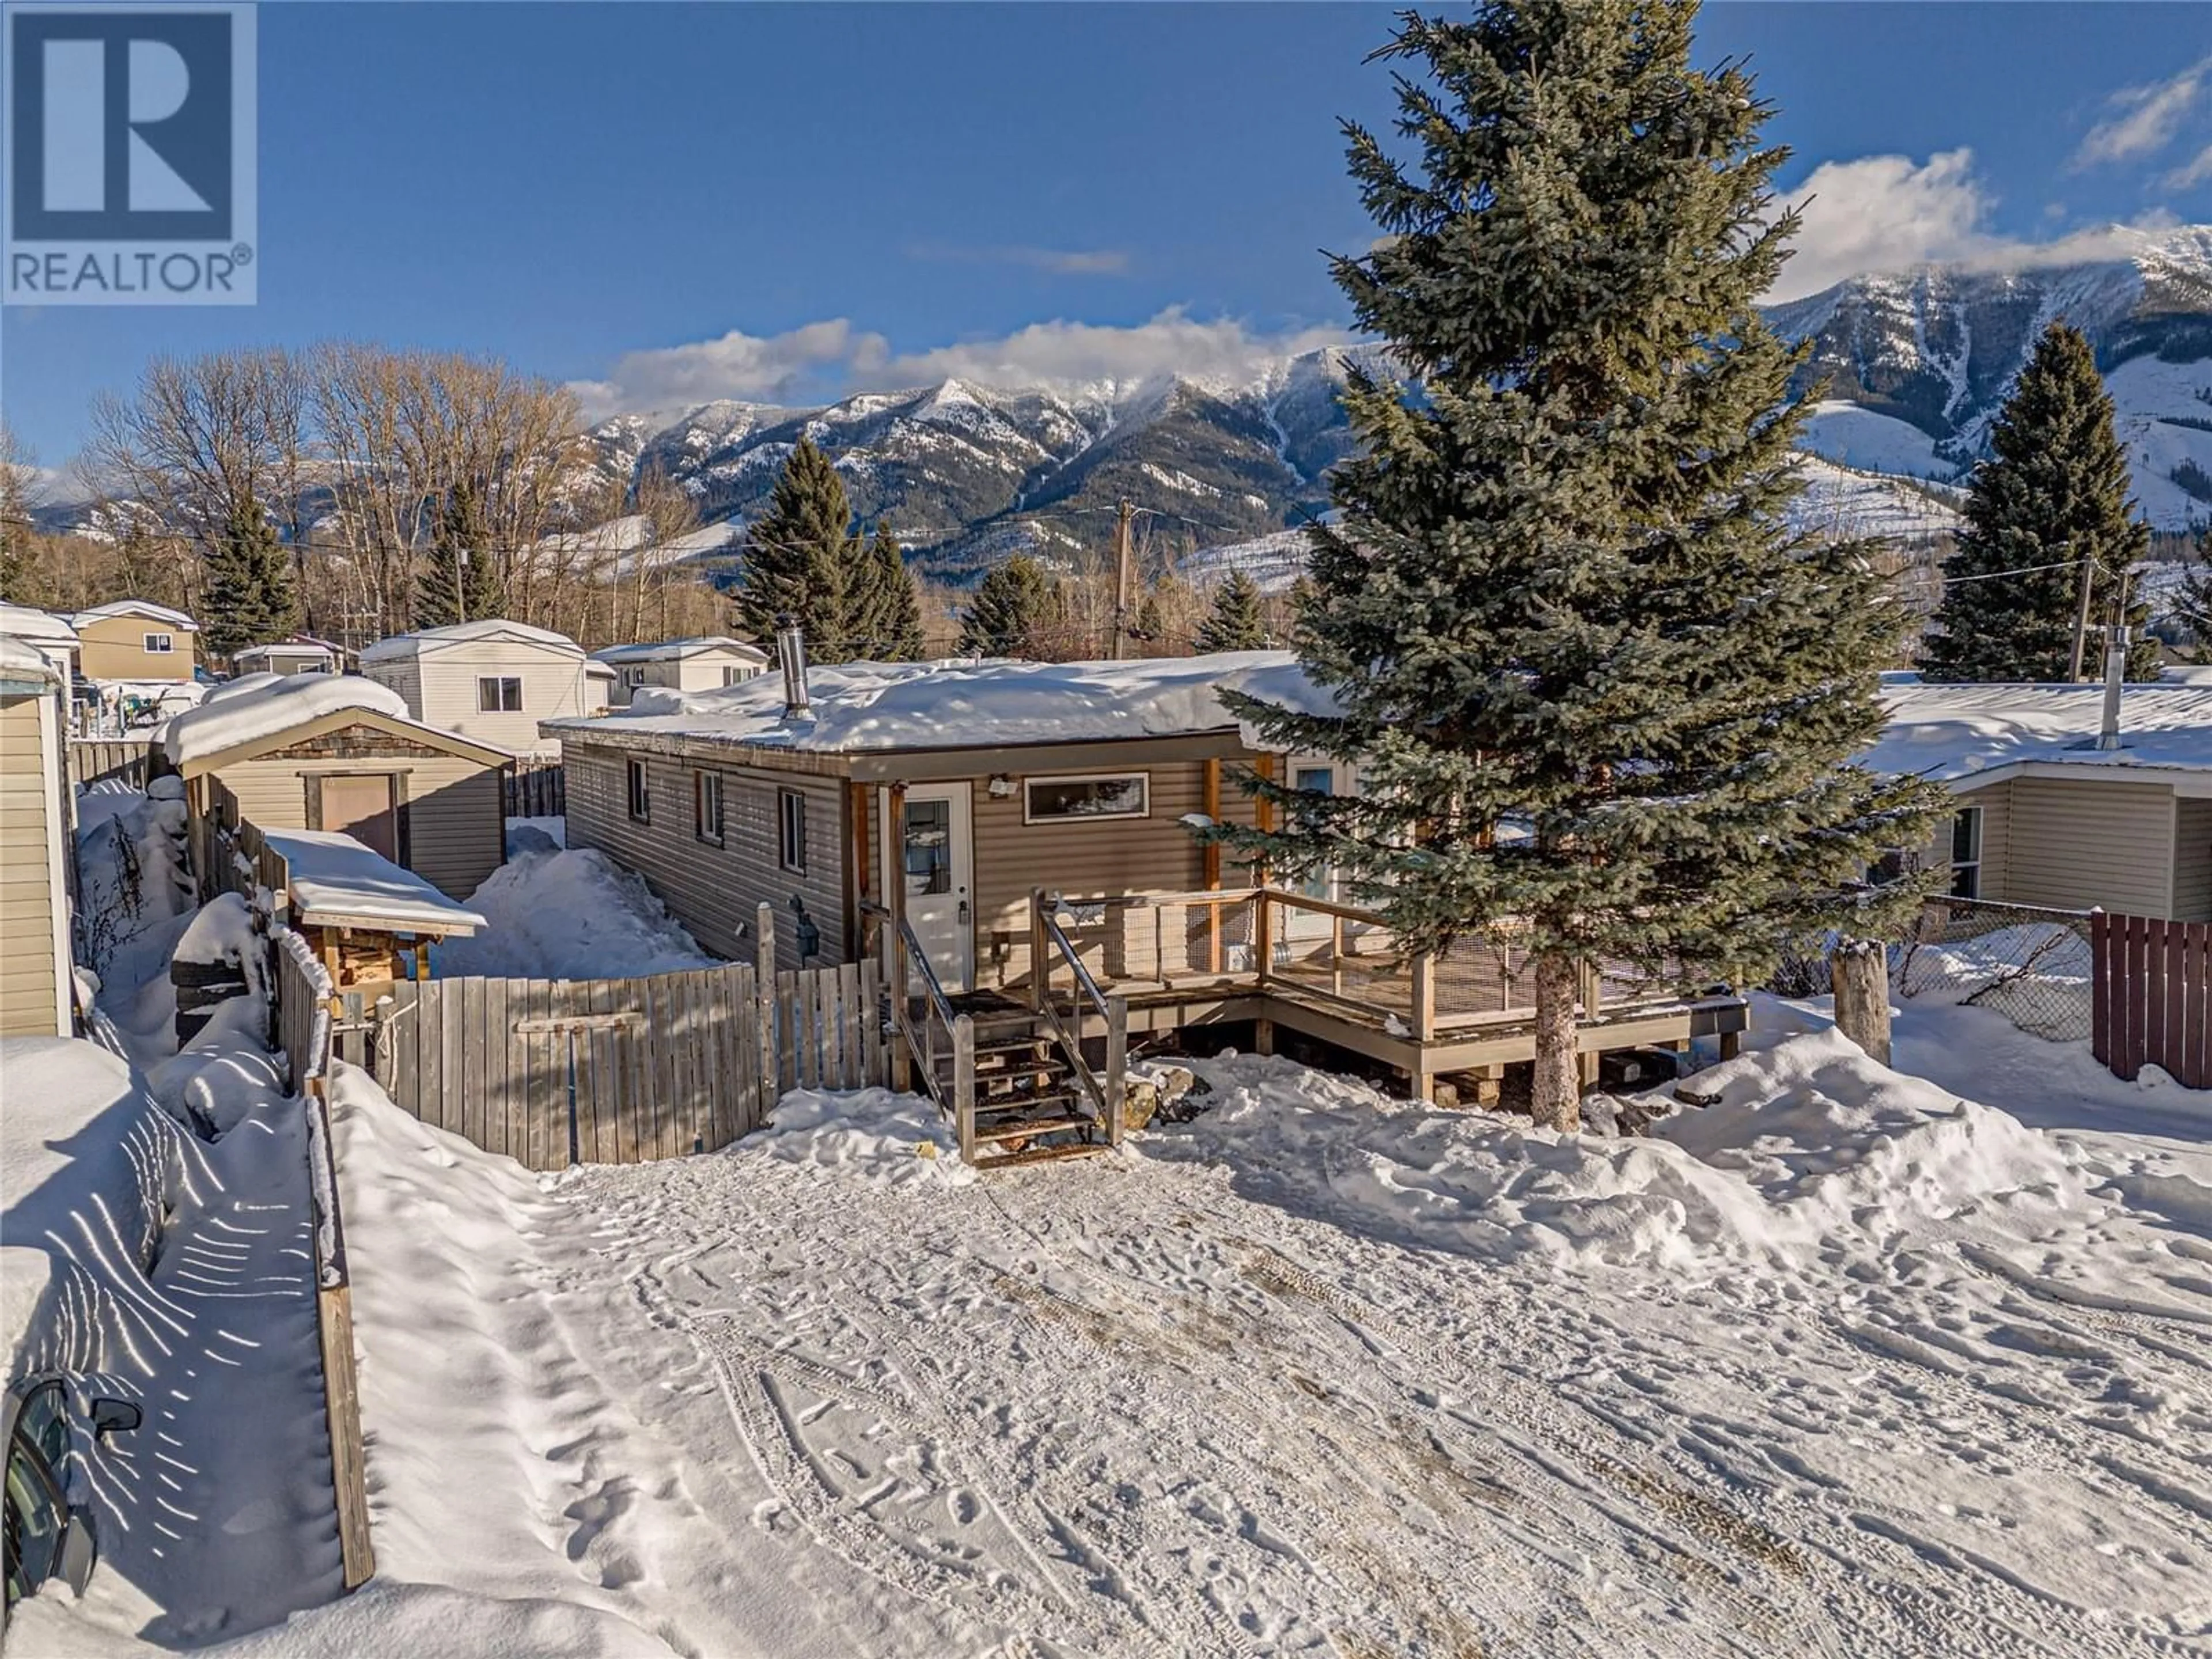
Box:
left=215, top=748, right=505, bottom=902
left=77, top=615, right=192, bottom=681
left=563, top=744, right=846, bottom=971
left=604, top=652, right=767, bottom=707
left=1930, top=781, right=2013, bottom=899
left=1997, top=777, right=2176, bottom=916
left=2173, top=796, right=2212, bottom=923
left=370, top=640, right=589, bottom=753
left=0, top=693, right=63, bottom=1036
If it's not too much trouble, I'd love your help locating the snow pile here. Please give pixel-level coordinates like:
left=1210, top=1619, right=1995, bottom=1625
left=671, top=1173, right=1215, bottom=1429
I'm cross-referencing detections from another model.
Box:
left=551, top=650, right=1333, bottom=753
left=162, top=672, right=408, bottom=766
left=441, top=844, right=710, bottom=978
left=751, top=1088, right=977, bottom=1187
left=505, top=815, right=566, bottom=855
left=0, top=1037, right=182, bottom=1376
left=263, top=828, right=487, bottom=933
left=74, top=777, right=196, bottom=991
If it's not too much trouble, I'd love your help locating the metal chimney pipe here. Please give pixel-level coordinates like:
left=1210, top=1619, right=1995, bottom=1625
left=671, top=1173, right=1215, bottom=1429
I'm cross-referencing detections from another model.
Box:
left=2096, top=623, right=2129, bottom=751
left=775, top=614, right=812, bottom=717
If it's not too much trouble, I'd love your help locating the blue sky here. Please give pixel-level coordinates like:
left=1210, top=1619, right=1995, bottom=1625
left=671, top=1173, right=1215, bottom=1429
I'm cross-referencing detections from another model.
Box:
left=5, top=2, right=2211, bottom=467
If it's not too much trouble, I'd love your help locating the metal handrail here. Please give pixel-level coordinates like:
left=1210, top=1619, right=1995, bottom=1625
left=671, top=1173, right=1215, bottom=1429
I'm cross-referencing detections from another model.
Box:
left=1040, top=908, right=1111, bottom=1021
left=1031, top=894, right=1126, bottom=1146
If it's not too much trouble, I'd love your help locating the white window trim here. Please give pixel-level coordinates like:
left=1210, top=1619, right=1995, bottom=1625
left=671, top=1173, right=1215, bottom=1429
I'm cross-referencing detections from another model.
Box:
left=778, top=787, right=807, bottom=873
left=694, top=770, right=724, bottom=846
left=626, top=758, right=651, bottom=823
left=1949, top=805, right=1983, bottom=899
left=477, top=675, right=524, bottom=713
left=143, top=632, right=173, bottom=654
left=1022, top=771, right=1151, bottom=825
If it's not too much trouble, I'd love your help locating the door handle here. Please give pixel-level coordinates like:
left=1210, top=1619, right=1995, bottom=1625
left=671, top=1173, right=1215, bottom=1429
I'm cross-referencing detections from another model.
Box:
left=958, top=899, right=970, bottom=925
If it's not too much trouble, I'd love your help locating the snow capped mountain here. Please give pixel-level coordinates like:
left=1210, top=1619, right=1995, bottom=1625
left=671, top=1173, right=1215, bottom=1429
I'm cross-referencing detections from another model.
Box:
left=1767, top=224, right=2212, bottom=530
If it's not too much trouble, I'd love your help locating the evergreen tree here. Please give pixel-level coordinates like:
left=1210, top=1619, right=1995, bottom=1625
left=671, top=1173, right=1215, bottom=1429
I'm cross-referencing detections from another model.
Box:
left=959, top=555, right=1051, bottom=657
left=1922, top=321, right=2158, bottom=681
left=1133, top=592, right=1166, bottom=649
left=2179, top=532, right=2212, bottom=664
left=1195, top=569, right=1270, bottom=651
left=200, top=497, right=297, bottom=656
left=414, top=478, right=505, bottom=627
left=737, top=439, right=869, bottom=657
left=861, top=522, right=928, bottom=660
left=1218, top=2, right=1946, bottom=1131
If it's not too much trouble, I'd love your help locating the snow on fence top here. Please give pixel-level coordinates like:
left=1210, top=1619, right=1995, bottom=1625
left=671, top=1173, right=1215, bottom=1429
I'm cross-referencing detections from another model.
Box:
left=359, top=618, right=582, bottom=664
left=263, top=828, right=487, bottom=934
left=544, top=650, right=1336, bottom=755
left=70, top=598, right=197, bottom=630
left=164, top=672, right=410, bottom=765
left=1868, top=681, right=2212, bottom=783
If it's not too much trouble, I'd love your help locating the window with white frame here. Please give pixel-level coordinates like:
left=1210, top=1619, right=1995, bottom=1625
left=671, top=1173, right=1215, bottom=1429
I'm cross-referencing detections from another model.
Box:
left=626, top=759, right=650, bottom=823
left=1024, top=772, right=1149, bottom=824
left=478, top=675, right=522, bottom=713
left=624, top=667, right=647, bottom=688
left=294, top=660, right=330, bottom=674
left=722, top=665, right=752, bottom=687
left=143, top=632, right=173, bottom=654
left=1949, top=806, right=1983, bottom=899
left=778, top=788, right=807, bottom=873
left=695, top=771, right=724, bottom=846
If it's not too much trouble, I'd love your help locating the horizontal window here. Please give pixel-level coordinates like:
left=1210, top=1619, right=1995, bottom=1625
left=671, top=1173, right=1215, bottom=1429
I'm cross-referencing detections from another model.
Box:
left=143, top=632, right=173, bottom=653
left=1024, top=772, right=1149, bottom=824
left=478, top=676, right=522, bottom=713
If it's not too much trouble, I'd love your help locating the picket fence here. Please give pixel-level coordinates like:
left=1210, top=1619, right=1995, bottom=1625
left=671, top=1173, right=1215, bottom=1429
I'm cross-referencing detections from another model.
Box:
left=2091, top=911, right=2211, bottom=1090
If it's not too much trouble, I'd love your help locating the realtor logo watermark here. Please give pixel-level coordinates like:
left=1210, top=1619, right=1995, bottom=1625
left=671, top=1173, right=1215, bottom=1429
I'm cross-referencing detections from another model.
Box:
left=4, top=3, right=256, bottom=304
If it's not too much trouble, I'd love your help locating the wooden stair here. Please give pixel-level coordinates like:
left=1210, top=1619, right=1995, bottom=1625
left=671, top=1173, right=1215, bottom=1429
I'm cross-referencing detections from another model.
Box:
left=929, top=1007, right=1112, bottom=1171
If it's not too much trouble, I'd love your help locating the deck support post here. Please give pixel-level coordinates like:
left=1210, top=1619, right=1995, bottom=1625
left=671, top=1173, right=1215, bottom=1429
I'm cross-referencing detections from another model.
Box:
left=1103, top=995, right=1127, bottom=1150
left=1472, top=1063, right=1503, bottom=1109
left=884, top=786, right=910, bottom=1093
left=952, top=1014, right=976, bottom=1164
left=1718, top=1029, right=1742, bottom=1061
left=1029, top=887, right=1050, bottom=1013
left=1411, top=951, right=1435, bottom=1043
left=1253, top=1016, right=1274, bottom=1057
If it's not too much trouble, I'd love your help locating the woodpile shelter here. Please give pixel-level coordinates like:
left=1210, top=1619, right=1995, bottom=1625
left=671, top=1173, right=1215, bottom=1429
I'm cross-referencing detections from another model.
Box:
left=166, top=673, right=512, bottom=904
left=543, top=650, right=1748, bottom=1164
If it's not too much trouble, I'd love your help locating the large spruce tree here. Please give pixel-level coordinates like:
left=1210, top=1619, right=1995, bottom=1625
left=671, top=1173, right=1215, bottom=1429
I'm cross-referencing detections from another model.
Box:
left=862, top=522, right=929, bottom=660
left=1922, top=321, right=2158, bottom=681
left=1220, top=1, right=1945, bottom=1131
left=737, top=439, right=875, bottom=658
left=414, top=478, right=505, bottom=627
left=1196, top=569, right=1270, bottom=652
left=200, top=497, right=298, bottom=656
left=959, top=555, right=1051, bottom=657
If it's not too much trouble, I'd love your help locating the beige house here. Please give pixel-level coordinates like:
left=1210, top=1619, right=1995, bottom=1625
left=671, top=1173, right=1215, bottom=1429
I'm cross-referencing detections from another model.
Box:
left=233, top=636, right=340, bottom=676
left=360, top=620, right=599, bottom=756
left=165, top=675, right=511, bottom=902
left=590, top=637, right=771, bottom=707
left=544, top=651, right=1746, bottom=1124
left=0, top=639, right=73, bottom=1036
left=69, top=600, right=196, bottom=683
left=1872, top=681, right=2212, bottom=921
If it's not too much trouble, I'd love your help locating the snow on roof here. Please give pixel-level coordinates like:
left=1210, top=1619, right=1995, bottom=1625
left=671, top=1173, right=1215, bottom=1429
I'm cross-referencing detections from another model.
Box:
left=1867, top=682, right=2212, bottom=785
left=263, top=829, right=487, bottom=934
left=0, top=635, right=60, bottom=685
left=70, top=598, right=197, bottom=630
left=164, top=672, right=410, bottom=765
left=544, top=650, right=1332, bottom=755
left=589, top=635, right=770, bottom=665
left=359, top=618, right=581, bottom=664
left=0, top=604, right=79, bottom=647
left=234, top=637, right=339, bottom=659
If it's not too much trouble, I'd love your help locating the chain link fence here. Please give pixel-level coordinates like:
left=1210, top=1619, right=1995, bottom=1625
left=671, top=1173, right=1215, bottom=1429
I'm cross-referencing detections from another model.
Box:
left=1890, top=896, right=2096, bottom=1043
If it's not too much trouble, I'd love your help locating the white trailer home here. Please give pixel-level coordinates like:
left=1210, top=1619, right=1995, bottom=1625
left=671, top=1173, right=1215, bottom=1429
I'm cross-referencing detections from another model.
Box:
left=360, top=620, right=599, bottom=756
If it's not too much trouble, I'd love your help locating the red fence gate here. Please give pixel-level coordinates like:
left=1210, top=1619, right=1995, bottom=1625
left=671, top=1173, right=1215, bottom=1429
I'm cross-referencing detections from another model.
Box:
left=2090, top=912, right=2210, bottom=1089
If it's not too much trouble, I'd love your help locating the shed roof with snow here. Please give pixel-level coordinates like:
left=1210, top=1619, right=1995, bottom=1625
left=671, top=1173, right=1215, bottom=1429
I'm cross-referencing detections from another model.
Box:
left=263, top=829, right=487, bottom=934
left=589, top=636, right=770, bottom=666
left=69, top=599, right=196, bottom=631
left=0, top=605, right=80, bottom=652
left=162, top=672, right=512, bottom=771
left=1866, top=682, right=2212, bottom=793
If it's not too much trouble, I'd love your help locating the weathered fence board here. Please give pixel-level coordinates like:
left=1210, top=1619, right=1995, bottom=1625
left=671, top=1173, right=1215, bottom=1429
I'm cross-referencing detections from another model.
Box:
left=505, top=761, right=566, bottom=819
left=2092, top=911, right=2210, bottom=1089
left=68, top=737, right=156, bottom=791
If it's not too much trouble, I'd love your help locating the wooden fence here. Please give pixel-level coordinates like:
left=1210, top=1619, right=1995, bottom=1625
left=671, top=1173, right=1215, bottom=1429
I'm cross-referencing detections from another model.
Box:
left=68, top=737, right=157, bottom=791
left=271, top=927, right=376, bottom=1591
left=340, top=905, right=885, bottom=1171
left=2092, top=911, right=2210, bottom=1089
left=505, top=760, right=565, bottom=819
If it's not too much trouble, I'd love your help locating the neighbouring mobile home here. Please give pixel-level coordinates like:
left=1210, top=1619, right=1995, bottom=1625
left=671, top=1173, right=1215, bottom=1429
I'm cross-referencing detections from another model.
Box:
left=590, top=637, right=771, bottom=707
left=69, top=600, right=197, bottom=683
left=360, top=619, right=600, bottom=756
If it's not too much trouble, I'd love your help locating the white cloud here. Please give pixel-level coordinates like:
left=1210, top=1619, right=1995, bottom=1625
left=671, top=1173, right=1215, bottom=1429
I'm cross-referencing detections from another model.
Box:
left=574, top=308, right=1358, bottom=418
left=2074, top=56, right=2212, bottom=169
left=904, top=241, right=1131, bottom=276
left=2168, top=141, right=2212, bottom=192
left=1772, top=149, right=2182, bottom=304
left=568, top=319, right=884, bottom=421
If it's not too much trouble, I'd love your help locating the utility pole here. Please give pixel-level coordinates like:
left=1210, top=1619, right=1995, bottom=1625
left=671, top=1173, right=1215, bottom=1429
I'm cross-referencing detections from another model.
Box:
left=2066, top=543, right=2095, bottom=682
left=1111, top=498, right=1134, bottom=660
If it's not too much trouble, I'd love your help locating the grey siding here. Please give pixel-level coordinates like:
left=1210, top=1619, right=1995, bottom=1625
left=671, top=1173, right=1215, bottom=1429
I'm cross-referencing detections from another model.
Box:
left=215, top=748, right=505, bottom=902
left=1999, top=777, right=2176, bottom=916
left=2173, top=796, right=2212, bottom=922
left=0, top=692, right=62, bottom=1035
left=564, top=744, right=846, bottom=971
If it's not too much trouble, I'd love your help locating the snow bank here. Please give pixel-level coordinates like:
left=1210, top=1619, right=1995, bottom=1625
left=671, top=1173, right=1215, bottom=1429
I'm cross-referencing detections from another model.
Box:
left=551, top=650, right=1330, bottom=753
left=751, top=1088, right=976, bottom=1187
left=441, top=844, right=710, bottom=978
left=0, top=1037, right=182, bottom=1376
left=163, top=672, right=408, bottom=765
left=75, top=784, right=196, bottom=992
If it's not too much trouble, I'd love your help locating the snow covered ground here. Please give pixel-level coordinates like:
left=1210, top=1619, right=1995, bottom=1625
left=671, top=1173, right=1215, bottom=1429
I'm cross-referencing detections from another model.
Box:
left=222, top=997, right=2208, bottom=1658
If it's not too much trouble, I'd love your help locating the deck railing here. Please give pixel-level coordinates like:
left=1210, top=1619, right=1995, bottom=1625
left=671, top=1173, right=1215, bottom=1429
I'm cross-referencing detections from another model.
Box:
left=1028, top=891, right=1127, bottom=1150
left=870, top=903, right=979, bottom=1158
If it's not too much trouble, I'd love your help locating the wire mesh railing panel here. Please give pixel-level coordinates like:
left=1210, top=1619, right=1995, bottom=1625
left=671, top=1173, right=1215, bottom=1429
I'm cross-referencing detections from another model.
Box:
left=1891, top=896, right=2094, bottom=1043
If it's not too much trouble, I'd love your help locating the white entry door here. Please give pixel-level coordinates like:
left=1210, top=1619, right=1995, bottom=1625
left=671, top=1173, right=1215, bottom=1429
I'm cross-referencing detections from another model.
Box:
left=889, top=784, right=975, bottom=993
left=1284, top=759, right=1354, bottom=941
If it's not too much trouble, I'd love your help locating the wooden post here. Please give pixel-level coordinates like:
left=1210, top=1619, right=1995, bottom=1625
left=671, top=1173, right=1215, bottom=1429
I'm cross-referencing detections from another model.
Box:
left=845, top=781, right=870, bottom=961
left=1830, top=937, right=1892, bottom=1066
left=1104, top=995, right=1128, bottom=1150
left=754, top=903, right=779, bottom=1114
left=1253, top=890, right=1274, bottom=986
left=1029, top=887, right=1050, bottom=1013
left=1330, top=912, right=1344, bottom=998
left=1410, top=950, right=1435, bottom=1043
left=1202, top=759, right=1223, bottom=974
left=952, top=1014, right=976, bottom=1164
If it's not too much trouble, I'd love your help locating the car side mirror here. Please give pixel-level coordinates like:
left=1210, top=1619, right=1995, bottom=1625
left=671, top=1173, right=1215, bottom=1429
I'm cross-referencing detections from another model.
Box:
left=56, top=1509, right=97, bottom=1592
left=90, top=1399, right=142, bottom=1436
